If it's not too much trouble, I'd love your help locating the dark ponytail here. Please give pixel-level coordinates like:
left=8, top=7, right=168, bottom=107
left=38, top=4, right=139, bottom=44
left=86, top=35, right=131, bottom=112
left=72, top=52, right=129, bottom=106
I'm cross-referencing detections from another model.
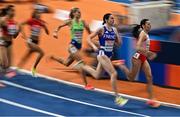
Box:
left=0, top=8, right=7, bottom=17
left=102, top=13, right=111, bottom=25
left=132, top=24, right=141, bottom=38
left=132, top=19, right=149, bottom=38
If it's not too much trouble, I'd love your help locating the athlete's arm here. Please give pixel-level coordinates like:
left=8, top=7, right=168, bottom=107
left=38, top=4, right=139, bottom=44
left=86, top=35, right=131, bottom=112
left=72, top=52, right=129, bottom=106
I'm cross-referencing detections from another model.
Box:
left=19, top=21, right=28, bottom=39
left=82, top=20, right=91, bottom=34
left=53, top=19, right=71, bottom=39
left=0, top=18, right=6, bottom=28
left=42, top=23, right=49, bottom=35
left=114, top=27, right=122, bottom=47
left=136, top=31, right=147, bottom=55
left=136, top=31, right=156, bottom=59
left=13, top=22, right=20, bottom=38
left=87, top=27, right=102, bottom=52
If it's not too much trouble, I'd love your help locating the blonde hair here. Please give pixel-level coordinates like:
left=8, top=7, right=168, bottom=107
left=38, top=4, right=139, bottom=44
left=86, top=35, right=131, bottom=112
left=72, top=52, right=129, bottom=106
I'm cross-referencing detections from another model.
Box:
left=69, top=7, right=79, bottom=19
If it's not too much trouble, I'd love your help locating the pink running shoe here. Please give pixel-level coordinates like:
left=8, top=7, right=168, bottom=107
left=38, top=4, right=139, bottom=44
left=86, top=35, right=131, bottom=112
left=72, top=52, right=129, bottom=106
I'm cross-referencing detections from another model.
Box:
left=0, top=83, right=5, bottom=87
left=84, top=84, right=94, bottom=90
left=5, top=71, right=17, bottom=79
left=146, top=100, right=161, bottom=108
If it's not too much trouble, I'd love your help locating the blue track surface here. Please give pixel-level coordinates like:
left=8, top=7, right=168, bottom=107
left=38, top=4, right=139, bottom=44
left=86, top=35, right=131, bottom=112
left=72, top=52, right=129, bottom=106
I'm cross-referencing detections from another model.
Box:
left=0, top=72, right=180, bottom=116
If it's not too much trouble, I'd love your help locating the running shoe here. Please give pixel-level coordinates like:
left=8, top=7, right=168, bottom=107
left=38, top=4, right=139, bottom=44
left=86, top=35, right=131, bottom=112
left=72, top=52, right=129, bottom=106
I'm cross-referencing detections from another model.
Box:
left=0, top=83, right=6, bottom=87
left=146, top=99, right=161, bottom=108
left=84, top=84, right=94, bottom=90
left=5, top=71, right=17, bottom=78
left=115, top=96, right=128, bottom=106
left=32, top=68, right=37, bottom=77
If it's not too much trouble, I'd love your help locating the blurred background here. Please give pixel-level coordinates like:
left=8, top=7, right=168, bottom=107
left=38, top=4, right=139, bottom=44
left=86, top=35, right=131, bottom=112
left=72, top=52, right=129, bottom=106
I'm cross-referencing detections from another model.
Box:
left=0, top=0, right=179, bottom=89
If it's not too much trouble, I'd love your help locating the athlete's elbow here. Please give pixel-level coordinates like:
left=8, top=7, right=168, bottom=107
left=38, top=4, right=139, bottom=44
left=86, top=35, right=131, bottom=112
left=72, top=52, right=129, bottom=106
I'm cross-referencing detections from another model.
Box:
left=135, top=46, right=141, bottom=51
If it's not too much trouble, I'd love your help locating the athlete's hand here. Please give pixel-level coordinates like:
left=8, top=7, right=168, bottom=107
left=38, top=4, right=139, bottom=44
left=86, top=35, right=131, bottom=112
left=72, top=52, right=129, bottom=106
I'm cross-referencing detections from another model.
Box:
left=53, top=31, right=58, bottom=39
left=21, top=34, right=27, bottom=40
left=147, top=51, right=157, bottom=60
left=92, top=45, right=98, bottom=52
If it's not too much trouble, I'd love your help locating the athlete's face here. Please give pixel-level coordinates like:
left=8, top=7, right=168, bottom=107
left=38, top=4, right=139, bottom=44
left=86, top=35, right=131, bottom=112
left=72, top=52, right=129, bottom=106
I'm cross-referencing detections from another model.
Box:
left=107, top=15, right=114, bottom=26
left=8, top=8, right=15, bottom=17
left=74, top=9, right=81, bottom=19
left=144, top=21, right=151, bottom=32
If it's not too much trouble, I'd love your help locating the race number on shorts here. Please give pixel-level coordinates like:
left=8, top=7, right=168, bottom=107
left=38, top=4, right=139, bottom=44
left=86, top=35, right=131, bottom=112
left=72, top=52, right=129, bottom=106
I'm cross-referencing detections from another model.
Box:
left=98, top=50, right=105, bottom=56
left=70, top=46, right=78, bottom=54
left=133, top=52, right=140, bottom=59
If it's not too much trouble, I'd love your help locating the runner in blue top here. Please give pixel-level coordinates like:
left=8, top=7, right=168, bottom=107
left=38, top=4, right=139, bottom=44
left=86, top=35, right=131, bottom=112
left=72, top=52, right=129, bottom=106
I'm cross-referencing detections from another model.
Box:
left=82, top=13, right=128, bottom=106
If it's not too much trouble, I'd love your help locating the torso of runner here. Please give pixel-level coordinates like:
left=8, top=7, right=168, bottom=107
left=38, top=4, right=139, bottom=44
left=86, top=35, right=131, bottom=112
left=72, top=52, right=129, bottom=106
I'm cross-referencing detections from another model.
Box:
left=27, top=18, right=44, bottom=40
left=70, top=19, right=84, bottom=49
left=133, top=30, right=150, bottom=63
left=98, top=26, right=116, bottom=58
left=0, top=18, right=17, bottom=44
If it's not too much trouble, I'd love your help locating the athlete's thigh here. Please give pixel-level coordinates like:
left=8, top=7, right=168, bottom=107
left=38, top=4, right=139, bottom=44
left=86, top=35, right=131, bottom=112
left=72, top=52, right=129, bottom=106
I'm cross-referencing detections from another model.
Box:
left=66, top=54, right=75, bottom=65
left=141, top=60, right=152, bottom=80
left=7, top=46, right=12, bottom=61
left=0, top=46, right=8, bottom=66
left=28, top=43, right=43, bottom=53
left=68, top=44, right=82, bottom=61
left=95, top=61, right=104, bottom=76
left=97, top=55, right=116, bottom=75
left=130, top=58, right=142, bottom=77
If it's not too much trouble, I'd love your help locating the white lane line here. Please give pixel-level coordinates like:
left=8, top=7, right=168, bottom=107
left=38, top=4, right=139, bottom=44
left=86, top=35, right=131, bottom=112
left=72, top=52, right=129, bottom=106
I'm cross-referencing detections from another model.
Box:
left=0, top=80, right=150, bottom=117
left=14, top=68, right=180, bottom=109
left=0, top=98, right=64, bottom=117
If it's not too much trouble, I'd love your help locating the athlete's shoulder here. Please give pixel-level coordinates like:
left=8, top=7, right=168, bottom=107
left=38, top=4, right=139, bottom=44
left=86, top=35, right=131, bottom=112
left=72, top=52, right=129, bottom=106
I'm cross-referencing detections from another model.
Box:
left=139, top=30, right=148, bottom=41
left=112, top=26, right=118, bottom=32
left=26, top=18, right=34, bottom=24
left=64, top=19, right=72, bottom=25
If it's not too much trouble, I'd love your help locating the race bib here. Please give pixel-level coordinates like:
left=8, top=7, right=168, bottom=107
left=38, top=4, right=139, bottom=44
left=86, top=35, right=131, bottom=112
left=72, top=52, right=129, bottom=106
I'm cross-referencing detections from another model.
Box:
left=0, top=39, right=5, bottom=45
left=105, top=40, right=114, bottom=52
left=69, top=46, right=78, bottom=54
left=31, top=25, right=41, bottom=36
left=8, top=24, right=17, bottom=35
left=133, top=52, right=140, bottom=59
left=98, top=50, right=105, bottom=56
left=74, top=31, right=83, bottom=43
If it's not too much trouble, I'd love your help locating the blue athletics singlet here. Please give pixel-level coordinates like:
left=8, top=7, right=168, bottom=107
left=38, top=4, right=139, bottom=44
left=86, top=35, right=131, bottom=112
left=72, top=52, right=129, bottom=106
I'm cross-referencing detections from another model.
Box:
left=98, top=26, right=116, bottom=58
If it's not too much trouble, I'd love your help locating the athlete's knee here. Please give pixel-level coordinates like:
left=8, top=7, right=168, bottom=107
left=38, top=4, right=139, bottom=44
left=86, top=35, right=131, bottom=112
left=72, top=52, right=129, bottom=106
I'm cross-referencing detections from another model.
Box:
left=110, top=71, right=117, bottom=81
left=40, top=51, right=45, bottom=56
left=146, top=73, right=153, bottom=82
left=112, top=70, right=117, bottom=77
left=88, top=69, right=101, bottom=79
left=64, top=61, right=71, bottom=67
left=127, top=72, right=137, bottom=82
left=93, top=73, right=101, bottom=80
left=72, top=60, right=84, bottom=69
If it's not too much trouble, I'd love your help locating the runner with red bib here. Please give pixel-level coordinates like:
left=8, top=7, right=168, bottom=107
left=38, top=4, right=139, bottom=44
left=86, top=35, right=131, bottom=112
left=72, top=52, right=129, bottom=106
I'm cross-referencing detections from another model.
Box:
left=17, top=10, right=49, bottom=77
